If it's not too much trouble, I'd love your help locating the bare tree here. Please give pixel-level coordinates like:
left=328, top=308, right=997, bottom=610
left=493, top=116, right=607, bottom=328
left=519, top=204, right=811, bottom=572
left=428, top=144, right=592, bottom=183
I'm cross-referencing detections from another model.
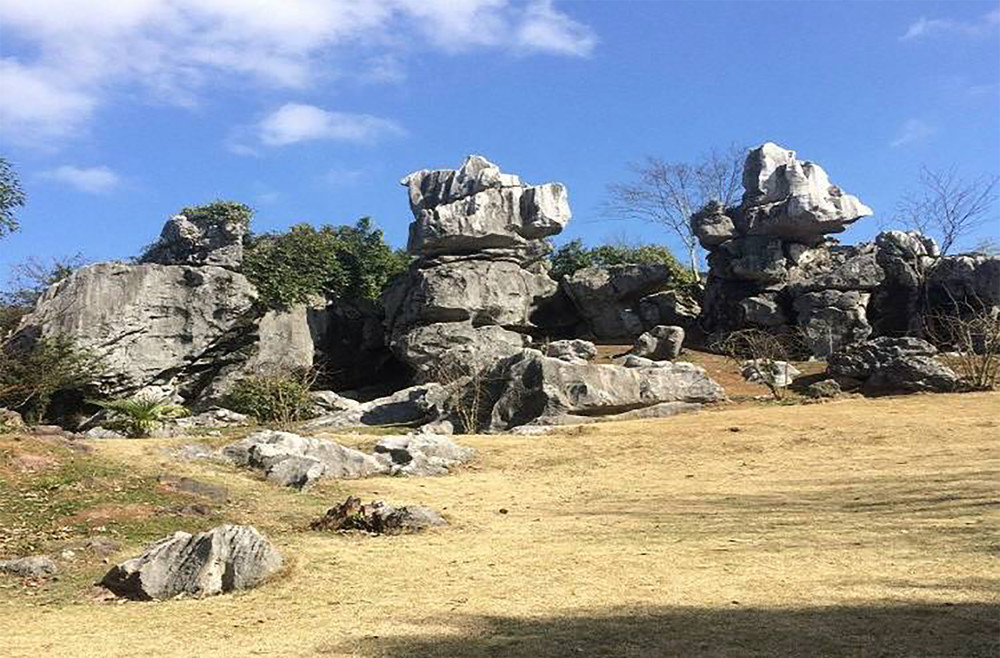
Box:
left=605, top=144, right=745, bottom=282
left=894, top=166, right=999, bottom=256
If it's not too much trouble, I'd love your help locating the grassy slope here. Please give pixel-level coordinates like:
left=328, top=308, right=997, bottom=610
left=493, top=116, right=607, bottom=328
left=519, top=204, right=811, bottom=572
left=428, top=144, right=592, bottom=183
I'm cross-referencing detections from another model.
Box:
left=1, top=392, right=998, bottom=657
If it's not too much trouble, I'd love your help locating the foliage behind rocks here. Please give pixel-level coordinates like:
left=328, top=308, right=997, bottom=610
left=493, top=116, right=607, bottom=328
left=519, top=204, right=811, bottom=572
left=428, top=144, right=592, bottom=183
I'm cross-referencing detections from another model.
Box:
left=549, top=239, right=693, bottom=285
left=243, top=217, right=409, bottom=310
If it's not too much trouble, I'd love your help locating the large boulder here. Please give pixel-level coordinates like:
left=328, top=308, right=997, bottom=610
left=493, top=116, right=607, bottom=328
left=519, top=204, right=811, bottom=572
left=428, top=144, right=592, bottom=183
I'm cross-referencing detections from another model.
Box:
left=0, top=555, right=57, bottom=579
left=140, top=211, right=248, bottom=270
left=17, top=263, right=315, bottom=404
left=561, top=264, right=676, bottom=339
left=486, top=349, right=725, bottom=430
left=543, top=339, right=598, bottom=364
left=827, top=337, right=960, bottom=394
left=100, top=525, right=282, bottom=600
left=738, top=142, right=873, bottom=243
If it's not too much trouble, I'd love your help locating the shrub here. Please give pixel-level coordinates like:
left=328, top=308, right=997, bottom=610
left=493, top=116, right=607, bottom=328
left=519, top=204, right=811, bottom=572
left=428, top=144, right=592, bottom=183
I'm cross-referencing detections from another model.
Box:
left=244, top=218, right=408, bottom=310
left=0, top=156, right=25, bottom=240
left=0, top=335, right=104, bottom=423
left=179, top=200, right=253, bottom=229
left=714, top=329, right=798, bottom=400
left=93, top=395, right=189, bottom=438
left=550, top=239, right=693, bottom=285
left=926, top=301, right=1000, bottom=391
left=224, top=368, right=316, bottom=426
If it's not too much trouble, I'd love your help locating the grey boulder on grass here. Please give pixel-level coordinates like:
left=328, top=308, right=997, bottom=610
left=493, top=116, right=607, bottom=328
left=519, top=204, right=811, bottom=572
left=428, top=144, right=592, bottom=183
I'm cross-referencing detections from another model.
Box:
left=101, top=525, right=282, bottom=600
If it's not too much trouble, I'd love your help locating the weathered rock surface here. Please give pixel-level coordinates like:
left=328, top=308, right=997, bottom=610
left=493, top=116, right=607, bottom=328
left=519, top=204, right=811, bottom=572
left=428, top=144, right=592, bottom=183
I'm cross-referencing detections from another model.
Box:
left=310, top=496, right=446, bottom=535
left=740, top=360, right=801, bottom=388
left=387, top=155, right=572, bottom=374
left=486, top=349, right=725, bottom=431
left=373, top=434, right=475, bottom=476
left=101, top=525, right=282, bottom=600
left=18, top=262, right=316, bottom=404
left=174, top=407, right=249, bottom=429
left=0, top=555, right=57, bottom=578
left=637, top=290, right=701, bottom=335
left=223, top=430, right=388, bottom=488
left=629, top=325, right=684, bottom=361
left=543, top=339, right=598, bottom=364
left=306, top=383, right=452, bottom=430
left=828, top=337, right=960, bottom=394
left=561, top=264, right=676, bottom=339
left=793, top=290, right=872, bottom=356
left=140, top=212, right=247, bottom=269
left=737, top=142, right=873, bottom=243
left=806, top=378, right=842, bottom=398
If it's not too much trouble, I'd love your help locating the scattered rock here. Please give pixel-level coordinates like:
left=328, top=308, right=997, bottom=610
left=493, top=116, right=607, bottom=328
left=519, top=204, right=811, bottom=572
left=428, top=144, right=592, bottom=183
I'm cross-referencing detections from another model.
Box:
left=629, top=325, right=684, bottom=361
left=157, top=475, right=229, bottom=503
left=174, top=407, right=250, bottom=429
left=373, top=434, right=475, bottom=476
left=543, top=339, right=598, bottom=364
left=0, top=408, right=25, bottom=432
left=223, top=430, right=388, bottom=489
left=806, top=378, right=842, bottom=398
left=100, top=525, right=282, bottom=600
left=310, top=496, right=446, bottom=535
left=0, top=555, right=58, bottom=579
left=740, top=360, right=802, bottom=388
left=83, top=427, right=126, bottom=439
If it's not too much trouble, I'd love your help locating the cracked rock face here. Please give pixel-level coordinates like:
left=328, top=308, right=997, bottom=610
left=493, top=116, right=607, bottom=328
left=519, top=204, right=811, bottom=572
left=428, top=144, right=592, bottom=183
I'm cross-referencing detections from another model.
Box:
left=827, top=337, right=959, bottom=394
left=387, top=155, right=573, bottom=375
left=17, top=263, right=315, bottom=404
left=100, top=525, right=282, bottom=600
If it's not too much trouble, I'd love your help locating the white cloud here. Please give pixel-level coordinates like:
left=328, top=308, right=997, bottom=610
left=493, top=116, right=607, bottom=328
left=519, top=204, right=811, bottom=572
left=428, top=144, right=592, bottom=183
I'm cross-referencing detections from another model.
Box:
left=890, top=119, right=935, bottom=148
left=900, top=7, right=1000, bottom=41
left=516, top=0, right=596, bottom=57
left=0, top=0, right=597, bottom=148
left=41, top=165, right=121, bottom=194
left=257, top=103, right=404, bottom=146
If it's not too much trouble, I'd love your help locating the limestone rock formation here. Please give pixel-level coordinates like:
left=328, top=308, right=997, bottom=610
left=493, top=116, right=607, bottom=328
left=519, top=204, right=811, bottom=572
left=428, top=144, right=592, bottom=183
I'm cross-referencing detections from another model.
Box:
left=140, top=211, right=248, bottom=270
left=827, top=337, right=959, bottom=394
left=100, top=525, right=282, bottom=600
left=386, top=156, right=573, bottom=374
left=486, top=349, right=725, bottom=431
left=561, top=264, right=678, bottom=339
left=18, top=262, right=316, bottom=405
left=629, top=325, right=684, bottom=361
left=543, top=339, right=598, bottom=364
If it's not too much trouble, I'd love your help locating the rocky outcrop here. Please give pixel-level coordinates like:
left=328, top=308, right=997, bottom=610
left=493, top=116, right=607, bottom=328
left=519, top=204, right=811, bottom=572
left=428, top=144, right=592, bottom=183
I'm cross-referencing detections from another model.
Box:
left=486, top=349, right=725, bottom=430
left=827, top=337, right=960, bottom=394
left=140, top=209, right=248, bottom=270
left=18, top=262, right=317, bottom=405
left=385, top=156, right=571, bottom=376
left=561, top=264, right=678, bottom=339
left=100, top=525, right=282, bottom=600
left=697, top=144, right=1000, bottom=356
left=543, top=339, right=598, bottom=364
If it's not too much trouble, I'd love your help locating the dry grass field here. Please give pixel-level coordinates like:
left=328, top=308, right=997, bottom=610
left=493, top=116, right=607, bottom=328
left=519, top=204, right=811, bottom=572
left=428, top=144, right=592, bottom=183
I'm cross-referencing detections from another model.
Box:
left=1, top=391, right=998, bottom=657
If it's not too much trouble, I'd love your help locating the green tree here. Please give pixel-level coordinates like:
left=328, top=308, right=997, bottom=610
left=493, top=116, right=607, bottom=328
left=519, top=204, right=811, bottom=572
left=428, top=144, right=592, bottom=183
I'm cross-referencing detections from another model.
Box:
left=0, top=157, right=26, bottom=239
left=244, top=218, right=408, bottom=310
left=549, top=240, right=693, bottom=286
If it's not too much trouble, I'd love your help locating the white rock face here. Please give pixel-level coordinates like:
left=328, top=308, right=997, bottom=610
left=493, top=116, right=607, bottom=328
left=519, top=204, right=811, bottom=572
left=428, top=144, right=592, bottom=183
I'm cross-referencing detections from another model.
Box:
left=388, top=155, right=572, bottom=374
left=101, top=525, right=282, bottom=600
left=740, top=142, right=873, bottom=242
left=19, top=262, right=316, bottom=403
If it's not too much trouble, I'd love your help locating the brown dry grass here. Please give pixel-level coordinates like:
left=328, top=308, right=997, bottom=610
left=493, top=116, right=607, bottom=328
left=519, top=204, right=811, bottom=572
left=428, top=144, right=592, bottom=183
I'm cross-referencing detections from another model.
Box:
left=2, top=392, right=999, bottom=657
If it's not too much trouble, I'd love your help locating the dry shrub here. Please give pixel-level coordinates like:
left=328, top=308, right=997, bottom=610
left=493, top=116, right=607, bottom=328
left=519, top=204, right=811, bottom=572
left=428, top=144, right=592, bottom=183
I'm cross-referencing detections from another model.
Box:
left=224, top=364, right=317, bottom=427
left=714, top=328, right=797, bottom=400
left=925, top=299, right=1000, bottom=391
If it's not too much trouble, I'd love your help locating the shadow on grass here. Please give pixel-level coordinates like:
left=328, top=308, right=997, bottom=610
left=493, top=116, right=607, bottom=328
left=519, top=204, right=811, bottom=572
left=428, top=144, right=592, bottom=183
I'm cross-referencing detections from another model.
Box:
left=328, top=602, right=998, bottom=658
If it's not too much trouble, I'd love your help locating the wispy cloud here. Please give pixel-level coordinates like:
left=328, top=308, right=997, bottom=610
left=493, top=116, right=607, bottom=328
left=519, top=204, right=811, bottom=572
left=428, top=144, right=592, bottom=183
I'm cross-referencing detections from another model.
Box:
left=323, top=167, right=367, bottom=187
left=41, top=165, right=120, bottom=194
left=890, top=119, right=935, bottom=148
left=0, top=0, right=597, bottom=148
left=900, top=7, right=1000, bottom=41
left=256, top=103, right=404, bottom=147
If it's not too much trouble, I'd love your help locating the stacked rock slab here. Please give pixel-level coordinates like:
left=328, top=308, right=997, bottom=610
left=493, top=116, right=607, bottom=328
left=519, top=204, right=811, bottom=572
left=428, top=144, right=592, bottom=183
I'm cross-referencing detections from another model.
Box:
left=694, top=142, right=876, bottom=356
left=384, top=155, right=571, bottom=376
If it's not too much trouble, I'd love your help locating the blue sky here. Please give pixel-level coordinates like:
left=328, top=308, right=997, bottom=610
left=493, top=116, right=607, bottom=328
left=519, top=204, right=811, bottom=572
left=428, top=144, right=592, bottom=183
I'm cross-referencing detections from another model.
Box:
left=1, top=0, right=998, bottom=274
